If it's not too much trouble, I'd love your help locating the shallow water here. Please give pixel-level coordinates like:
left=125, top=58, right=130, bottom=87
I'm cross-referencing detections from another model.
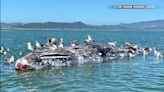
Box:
left=1, top=30, right=164, bottom=92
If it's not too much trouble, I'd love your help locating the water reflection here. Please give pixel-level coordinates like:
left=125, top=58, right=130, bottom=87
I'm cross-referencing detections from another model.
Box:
left=15, top=59, right=121, bottom=77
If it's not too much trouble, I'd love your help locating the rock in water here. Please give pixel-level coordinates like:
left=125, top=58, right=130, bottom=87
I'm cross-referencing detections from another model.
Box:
left=15, top=44, right=142, bottom=70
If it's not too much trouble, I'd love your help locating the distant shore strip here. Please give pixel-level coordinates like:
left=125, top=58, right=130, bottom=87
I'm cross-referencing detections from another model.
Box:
left=0, top=28, right=128, bottom=31
left=0, top=28, right=164, bottom=31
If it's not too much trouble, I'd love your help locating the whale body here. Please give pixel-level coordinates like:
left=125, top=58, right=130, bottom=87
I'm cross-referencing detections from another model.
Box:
left=15, top=44, right=143, bottom=70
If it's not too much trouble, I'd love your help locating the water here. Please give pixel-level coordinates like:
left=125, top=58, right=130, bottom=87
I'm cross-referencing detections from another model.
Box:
left=1, top=30, right=164, bottom=92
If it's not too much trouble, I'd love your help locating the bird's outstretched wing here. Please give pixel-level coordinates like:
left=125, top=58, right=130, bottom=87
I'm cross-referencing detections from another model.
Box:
left=88, top=35, right=92, bottom=40
left=45, top=37, right=51, bottom=43
left=44, top=37, right=50, bottom=40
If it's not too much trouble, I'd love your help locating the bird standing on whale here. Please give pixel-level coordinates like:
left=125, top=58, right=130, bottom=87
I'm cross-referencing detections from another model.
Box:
left=124, top=42, right=131, bottom=46
left=58, top=38, right=64, bottom=49
left=71, top=40, right=78, bottom=46
left=84, top=35, right=95, bottom=44
left=27, top=42, right=37, bottom=53
left=44, top=37, right=59, bottom=46
left=107, top=41, right=117, bottom=47
left=36, top=41, right=44, bottom=50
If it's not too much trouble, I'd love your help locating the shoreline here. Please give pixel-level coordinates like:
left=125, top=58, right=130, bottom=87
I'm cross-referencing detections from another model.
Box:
left=0, top=28, right=164, bottom=31
left=0, top=28, right=128, bottom=31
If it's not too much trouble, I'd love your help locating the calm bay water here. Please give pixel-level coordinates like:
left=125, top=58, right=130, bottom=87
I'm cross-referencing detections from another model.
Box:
left=1, top=30, right=164, bottom=92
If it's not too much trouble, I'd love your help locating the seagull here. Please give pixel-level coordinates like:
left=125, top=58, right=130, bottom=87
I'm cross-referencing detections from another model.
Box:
left=36, top=41, right=44, bottom=50
left=19, top=51, right=24, bottom=55
left=154, top=49, right=158, bottom=55
left=3, top=51, right=7, bottom=56
left=58, top=38, right=64, bottom=49
left=44, top=37, right=52, bottom=44
left=44, top=37, right=59, bottom=45
left=58, top=43, right=63, bottom=49
left=120, top=45, right=123, bottom=48
left=124, top=42, right=131, bottom=46
left=0, top=50, right=2, bottom=54
left=84, top=39, right=90, bottom=43
left=143, top=50, right=149, bottom=56
left=7, top=48, right=9, bottom=52
left=84, top=35, right=95, bottom=43
left=149, top=47, right=153, bottom=52
left=50, top=44, right=58, bottom=50
left=51, top=38, right=59, bottom=44
left=157, top=51, right=163, bottom=58
left=71, top=40, right=78, bottom=46
left=72, top=40, right=78, bottom=44
left=114, top=41, right=117, bottom=44
left=1, top=47, right=4, bottom=51
left=133, top=44, right=141, bottom=49
left=129, top=52, right=136, bottom=58
left=60, top=38, right=64, bottom=44
left=27, top=42, right=37, bottom=53
left=7, top=55, right=14, bottom=64
left=152, top=42, right=155, bottom=45
left=107, top=42, right=117, bottom=47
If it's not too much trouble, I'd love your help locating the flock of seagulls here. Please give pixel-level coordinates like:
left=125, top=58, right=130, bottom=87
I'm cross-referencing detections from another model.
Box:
left=1, top=35, right=163, bottom=65
left=0, top=47, right=17, bottom=64
left=0, top=46, right=24, bottom=64
left=26, top=35, right=95, bottom=53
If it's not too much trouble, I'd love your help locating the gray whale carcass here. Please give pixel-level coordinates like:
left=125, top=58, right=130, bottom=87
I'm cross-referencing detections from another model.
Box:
left=15, top=44, right=143, bottom=70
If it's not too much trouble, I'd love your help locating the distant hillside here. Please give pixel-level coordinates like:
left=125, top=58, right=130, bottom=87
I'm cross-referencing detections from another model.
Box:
left=119, top=20, right=164, bottom=28
left=12, top=22, right=129, bottom=30
left=1, top=20, right=164, bottom=31
left=0, top=22, right=24, bottom=28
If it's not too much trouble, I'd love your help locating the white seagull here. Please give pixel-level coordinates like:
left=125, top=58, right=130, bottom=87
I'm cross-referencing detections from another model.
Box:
left=4, top=51, right=7, bottom=56
left=107, top=42, right=117, bottom=47
left=133, top=44, right=141, bottom=49
left=0, top=50, right=2, bottom=54
left=154, top=49, right=158, bottom=55
left=7, top=48, right=9, bottom=52
left=143, top=50, right=149, bottom=56
left=50, top=44, right=58, bottom=50
left=58, top=38, right=64, bottom=49
left=19, top=51, right=24, bottom=55
left=129, top=53, right=136, bottom=58
left=1, top=47, right=4, bottom=51
left=149, top=47, right=153, bottom=52
left=7, top=55, right=14, bottom=64
left=27, top=42, right=37, bottom=53
left=36, top=41, right=44, bottom=50
left=157, top=51, right=163, bottom=58
left=84, top=35, right=95, bottom=43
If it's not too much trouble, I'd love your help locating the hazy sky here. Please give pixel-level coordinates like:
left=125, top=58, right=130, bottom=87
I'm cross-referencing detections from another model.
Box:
left=1, top=0, right=164, bottom=25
